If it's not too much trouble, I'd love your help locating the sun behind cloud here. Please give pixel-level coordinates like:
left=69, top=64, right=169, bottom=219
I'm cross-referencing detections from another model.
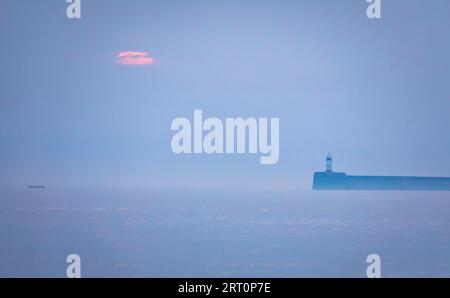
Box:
left=116, top=51, right=155, bottom=65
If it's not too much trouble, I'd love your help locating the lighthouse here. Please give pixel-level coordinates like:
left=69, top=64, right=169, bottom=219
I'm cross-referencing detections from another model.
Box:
left=326, top=154, right=333, bottom=173
left=314, top=155, right=450, bottom=191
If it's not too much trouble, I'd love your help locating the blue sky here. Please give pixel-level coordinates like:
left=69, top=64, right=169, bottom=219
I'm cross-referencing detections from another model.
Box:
left=1, top=0, right=450, bottom=189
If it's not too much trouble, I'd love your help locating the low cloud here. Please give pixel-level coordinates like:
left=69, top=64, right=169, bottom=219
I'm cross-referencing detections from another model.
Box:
left=116, top=51, right=155, bottom=65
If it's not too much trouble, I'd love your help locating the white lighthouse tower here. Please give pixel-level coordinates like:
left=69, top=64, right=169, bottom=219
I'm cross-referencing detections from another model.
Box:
left=326, top=154, right=333, bottom=173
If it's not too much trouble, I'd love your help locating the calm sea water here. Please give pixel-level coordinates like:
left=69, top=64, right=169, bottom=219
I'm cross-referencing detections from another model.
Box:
left=0, top=187, right=449, bottom=277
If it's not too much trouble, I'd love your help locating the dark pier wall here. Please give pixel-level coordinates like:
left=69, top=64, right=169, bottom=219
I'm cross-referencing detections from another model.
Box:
left=313, top=172, right=450, bottom=191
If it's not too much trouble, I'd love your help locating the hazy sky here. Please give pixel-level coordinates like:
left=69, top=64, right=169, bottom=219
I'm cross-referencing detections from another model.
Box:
left=1, top=0, right=450, bottom=189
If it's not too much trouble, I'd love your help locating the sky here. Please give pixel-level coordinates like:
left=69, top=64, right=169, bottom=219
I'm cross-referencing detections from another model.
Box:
left=1, top=0, right=450, bottom=190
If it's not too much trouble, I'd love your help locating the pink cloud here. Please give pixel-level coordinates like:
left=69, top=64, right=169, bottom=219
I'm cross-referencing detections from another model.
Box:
left=116, top=51, right=155, bottom=65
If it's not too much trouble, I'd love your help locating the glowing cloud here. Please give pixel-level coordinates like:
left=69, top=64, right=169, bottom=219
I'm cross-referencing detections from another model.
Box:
left=116, top=51, right=155, bottom=65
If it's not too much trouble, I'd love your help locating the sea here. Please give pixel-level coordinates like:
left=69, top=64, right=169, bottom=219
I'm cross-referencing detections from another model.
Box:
left=1, top=187, right=449, bottom=277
